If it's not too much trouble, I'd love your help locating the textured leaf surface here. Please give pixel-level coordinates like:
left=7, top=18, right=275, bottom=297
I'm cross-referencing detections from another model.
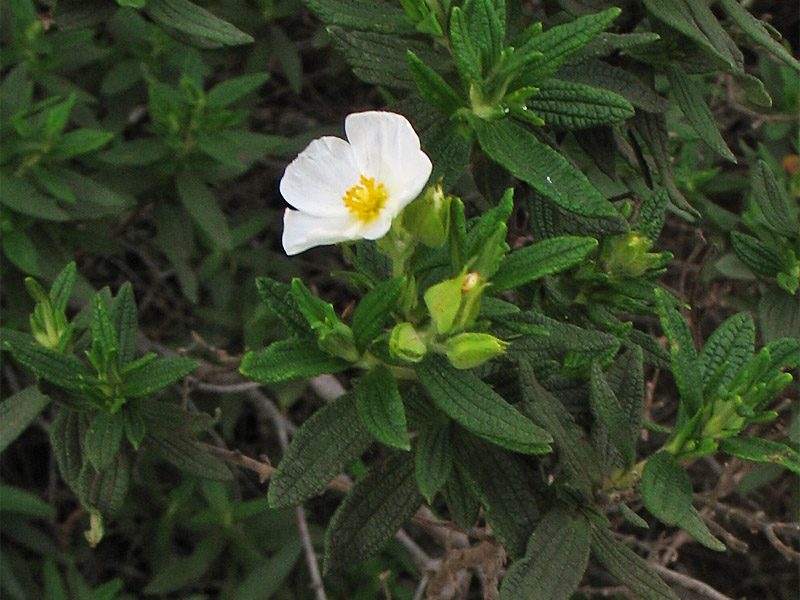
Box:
left=751, top=160, right=798, bottom=237
left=492, top=236, right=598, bottom=291
left=255, top=277, right=309, bottom=337
left=474, top=118, right=616, bottom=217
left=719, top=437, right=800, bottom=475
left=324, top=451, right=420, bottom=573
left=408, top=51, right=464, bottom=116
left=78, top=453, right=131, bottom=518
left=590, top=361, right=637, bottom=469
left=176, top=173, right=233, bottom=250
left=146, top=0, right=253, bottom=46
left=527, top=79, right=634, bottom=130
left=50, top=409, right=88, bottom=490
left=677, top=506, right=725, bottom=551
left=416, top=355, right=552, bottom=454
left=415, top=419, right=453, bottom=503
left=719, top=0, right=800, bottom=72
left=559, top=61, right=670, bottom=113
left=443, top=463, right=480, bottom=529
left=306, top=0, right=413, bottom=33
left=730, top=231, right=784, bottom=277
left=138, top=398, right=217, bottom=436
left=240, top=339, right=350, bottom=383
left=121, top=356, right=197, bottom=398
left=3, top=341, right=92, bottom=392
left=111, top=283, right=137, bottom=367
left=0, top=386, right=51, bottom=453
left=640, top=451, right=692, bottom=525
left=352, top=277, right=404, bottom=352
left=591, top=527, right=679, bottom=600
left=85, top=412, right=124, bottom=471
left=698, top=313, right=754, bottom=392
left=500, top=508, right=591, bottom=600
left=355, top=366, right=409, bottom=450
left=268, top=392, right=372, bottom=508
left=147, top=434, right=233, bottom=480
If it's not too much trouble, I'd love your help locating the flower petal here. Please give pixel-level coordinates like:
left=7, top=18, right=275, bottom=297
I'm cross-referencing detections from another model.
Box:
left=345, top=111, right=432, bottom=212
left=279, top=136, right=361, bottom=217
left=282, top=209, right=362, bottom=255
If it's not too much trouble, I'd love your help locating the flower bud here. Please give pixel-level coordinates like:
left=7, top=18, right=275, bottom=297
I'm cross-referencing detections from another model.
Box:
left=317, top=322, right=360, bottom=363
left=389, top=322, right=428, bottom=363
left=604, top=231, right=666, bottom=278
left=445, top=332, right=508, bottom=369
left=402, top=184, right=451, bottom=248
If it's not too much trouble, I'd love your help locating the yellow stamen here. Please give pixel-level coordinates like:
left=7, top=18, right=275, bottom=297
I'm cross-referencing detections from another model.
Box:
left=343, top=175, right=388, bottom=222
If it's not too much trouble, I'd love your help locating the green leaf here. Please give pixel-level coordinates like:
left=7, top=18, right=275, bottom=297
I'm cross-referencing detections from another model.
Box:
left=254, top=277, right=309, bottom=337
left=654, top=288, right=703, bottom=418
left=452, top=430, right=540, bottom=558
left=591, top=526, right=679, bottom=600
left=590, top=361, right=637, bottom=469
left=2, top=229, right=40, bottom=275
left=55, top=169, right=127, bottom=211
left=240, top=338, right=350, bottom=384
left=698, top=313, right=754, bottom=394
left=719, top=436, right=800, bottom=475
left=120, top=356, right=197, bottom=398
left=0, top=176, right=70, bottom=221
left=510, top=7, right=621, bottom=85
left=355, top=365, right=409, bottom=450
left=305, top=0, right=414, bottom=34
left=415, top=419, right=453, bottom=503
left=416, top=355, right=552, bottom=454
left=500, top=508, right=591, bottom=600
left=719, top=0, right=800, bottom=73
left=111, top=282, right=138, bottom=367
left=176, top=172, right=232, bottom=250
left=146, top=434, right=233, bottom=480
left=49, top=129, right=114, bottom=159
left=137, top=398, right=217, bottom=437
left=290, top=278, right=336, bottom=330
left=206, top=73, right=270, bottom=107
left=751, top=159, right=798, bottom=237
left=268, top=392, right=372, bottom=508
left=730, top=231, right=785, bottom=277
left=517, top=361, right=597, bottom=494
left=407, top=51, right=464, bottom=116
left=84, top=411, right=124, bottom=471
left=759, top=291, right=800, bottom=344
left=50, top=408, right=88, bottom=490
left=29, top=166, right=77, bottom=204
left=328, top=27, right=418, bottom=89
left=526, top=79, right=634, bottom=130
left=98, top=138, right=169, bottom=166
left=492, top=235, right=598, bottom=291
left=44, top=93, right=76, bottom=138
left=0, top=484, right=56, bottom=519
left=144, top=537, right=225, bottom=595
left=677, top=506, right=725, bottom=551
left=473, top=118, right=617, bottom=218
left=77, top=453, right=131, bottom=518
left=449, top=7, right=483, bottom=85
left=442, top=463, right=480, bottom=529
left=665, top=65, right=735, bottom=162
left=351, top=277, right=404, bottom=352
left=0, top=385, right=51, bottom=453
left=89, top=293, right=118, bottom=370
left=640, top=451, right=692, bottom=526
left=461, top=0, right=504, bottom=74
left=324, top=451, right=421, bottom=573
left=3, top=340, right=93, bottom=392
left=231, top=538, right=303, bottom=600
left=145, top=0, right=253, bottom=47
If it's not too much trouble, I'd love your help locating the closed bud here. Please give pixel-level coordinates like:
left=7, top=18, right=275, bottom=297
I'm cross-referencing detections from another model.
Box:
left=389, top=322, right=428, bottom=363
left=402, top=184, right=451, bottom=248
left=605, top=231, right=666, bottom=278
left=444, top=332, right=508, bottom=369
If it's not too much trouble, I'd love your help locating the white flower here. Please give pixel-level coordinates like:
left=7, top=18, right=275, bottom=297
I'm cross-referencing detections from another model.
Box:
left=279, top=111, right=433, bottom=255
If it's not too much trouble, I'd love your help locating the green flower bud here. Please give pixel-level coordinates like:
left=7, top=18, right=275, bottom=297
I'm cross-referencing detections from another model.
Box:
left=402, top=184, right=451, bottom=248
left=604, top=231, right=666, bottom=278
left=424, top=275, right=464, bottom=334
left=389, top=322, right=428, bottom=363
left=444, top=332, right=508, bottom=369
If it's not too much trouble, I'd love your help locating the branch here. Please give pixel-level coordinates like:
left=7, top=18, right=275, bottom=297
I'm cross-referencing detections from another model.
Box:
left=650, top=564, right=737, bottom=600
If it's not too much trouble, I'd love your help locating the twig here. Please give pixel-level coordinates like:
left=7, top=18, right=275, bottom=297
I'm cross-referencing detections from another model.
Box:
left=190, top=380, right=263, bottom=394
left=309, top=374, right=346, bottom=402
left=395, top=528, right=437, bottom=571
left=763, top=522, right=800, bottom=564
left=199, top=444, right=274, bottom=483
left=650, top=563, right=737, bottom=600
left=411, top=573, right=430, bottom=600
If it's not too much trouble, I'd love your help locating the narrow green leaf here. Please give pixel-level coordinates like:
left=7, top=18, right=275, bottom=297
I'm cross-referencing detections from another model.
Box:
left=500, top=508, right=591, bottom=600
left=144, top=537, right=226, bottom=595
left=654, top=289, right=703, bottom=417
left=51, top=262, right=77, bottom=313
left=98, top=138, right=169, bottom=166
left=492, top=235, right=598, bottom=291
left=50, top=129, right=114, bottom=159
left=146, top=434, right=233, bottom=480
left=90, top=293, right=118, bottom=368
left=77, top=453, right=131, bottom=518
left=665, top=65, right=735, bottom=162
left=240, top=339, right=350, bottom=384
left=640, top=451, right=692, bottom=526
left=618, top=502, right=649, bottom=529
left=452, top=430, right=540, bottom=558
left=462, top=0, right=504, bottom=73
left=305, top=0, right=414, bottom=34
left=50, top=408, right=88, bottom=490
left=0, top=176, right=70, bottom=221
left=591, top=526, right=679, bottom=600
left=752, top=159, right=798, bottom=237
left=590, top=361, right=637, bottom=469
left=416, top=355, right=552, bottom=454
left=120, top=356, right=197, bottom=398
left=719, top=436, right=800, bottom=475
left=3, top=340, right=93, bottom=392
left=0, top=385, right=51, bottom=453
left=255, top=277, right=309, bottom=337
left=175, top=172, right=232, bottom=250
left=231, top=538, right=303, bottom=600
left=2, top=230, right=40, bottom=275
left=84, top=411, right=124, bottom=471
left=0, top=485, right=56, bottom=519
left=355, top=365, right=409, bottom=450
left=146, top=0, right=253, bottom=46
left=442, top=463, right=480, bottom=529
left=30, top=165, right=76, bottom=204
left=677, top=506, right=725, bottom=551
left=526, top=79, right=634, bottom=130
left=351, top=277, right=404, bottom=352
left=407, top=51, right=464, bottom=116
left=111, top=282, right=138, bottom=367
left=698, top=313, right=754, bottom=393
left=719, top=0, right=800, bottom=73
left=415, top=419, right=453, bottom=503
left=730, top=231, right=785, bottom=277
left=473, top=118, right=617, bottom=218
left=449, top=7, right=483, bottom=85
left=206, top=73, right=270, bottom=107
left=268, top=392, right=372, bottom=508
left=290, top=278, right=336, bottom=330
left=137, top=398, right=217, bottom=437
left=759, top=292, right=800, bottom=344
left=324, top=451, right=421, bottom=573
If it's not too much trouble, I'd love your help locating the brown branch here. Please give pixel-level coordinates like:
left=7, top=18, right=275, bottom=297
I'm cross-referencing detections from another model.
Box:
left=199, top=444, right=274, bottom=483
left=650, top=563, right=737, bottom=600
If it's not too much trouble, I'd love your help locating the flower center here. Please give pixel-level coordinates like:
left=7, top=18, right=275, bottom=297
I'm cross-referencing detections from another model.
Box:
left=342, top=175, right=388, bottom=222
